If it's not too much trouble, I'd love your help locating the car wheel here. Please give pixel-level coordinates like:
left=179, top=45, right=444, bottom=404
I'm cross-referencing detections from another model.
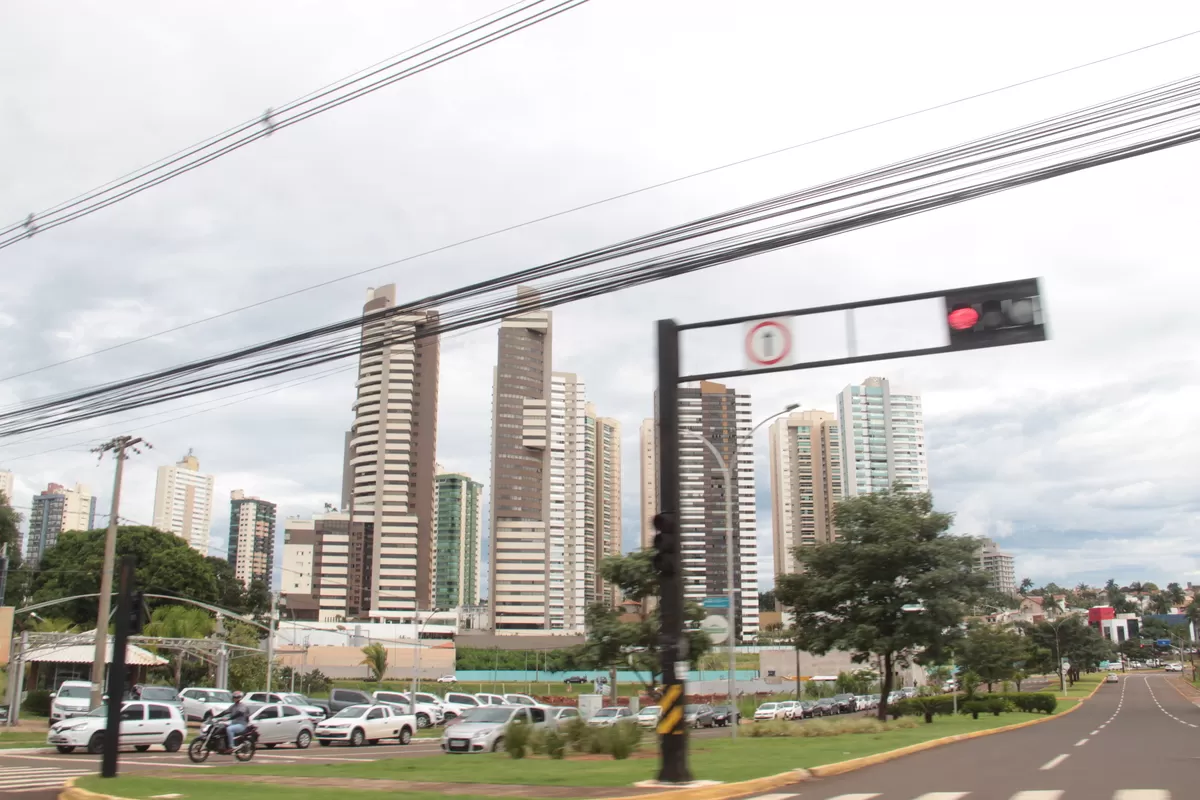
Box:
left=56, top=746, right=75, bottom=754
left=87, top=732, right=105, bottom=755
left=491, top=736, right=505, bottom=752
left=416, top=713, right=430, bottom=729
left=399, top=727, right=412, bottom=745
left=296, top=730, right=312, bottom=749
left=163, top=731, right=183, bottom=753
left=350, top=728, right=366, bottom=747
left=134, top=745, right=151, bottom=752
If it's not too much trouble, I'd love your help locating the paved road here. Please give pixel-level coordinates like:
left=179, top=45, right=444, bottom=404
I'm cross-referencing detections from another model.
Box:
left=747, top=674, right=1198, bottom=799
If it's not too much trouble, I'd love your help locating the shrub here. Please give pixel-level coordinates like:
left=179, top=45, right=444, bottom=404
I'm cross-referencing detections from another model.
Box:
left=994, top=692, right=1056, bottom=714
left=587, top=725, right=609, bottom=754
left=747, top=720, right=793, bottom=738
left=890, top=695, right=955, bottom=722
left=562, top=716, right=590, bottom=752
left=985, top=697, right=1010, bottom=716
left=961, top=700, right=988, bottom=720
left=22, top=689, right=51, bottom=717
left=609, top=724, right=635, bottom=760
left=505, top=720, right=532, bottom=759
left=747, top=716, right=917, bottom=738
left=542, top=727, right=566, bottom=760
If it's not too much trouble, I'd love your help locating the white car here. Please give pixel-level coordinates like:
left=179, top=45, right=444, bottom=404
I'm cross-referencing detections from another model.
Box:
left=441, top=705, right=552, bottom=754
left=775, top=701, right=799, bottom=719
left=245, top=691, right=327, bottom=720
left=636, top=705, right=661, bottom=728
left=475, top=693, right=507, bottom=706
left=48, top=701, right=186, bottom=755
left=442, top=691, right=483, bottom=720
left=49, top=680, right=94, bottom=724
left=548, top=706, right=581, bottom=724
left=314, top=704, right=416, bottom=747
left=503, top=693, right=540, bottom=707
left=586, top=707, right=633, bottom=727
left=436, top=675, right=457, bottom=684
left=1106, top=673, right=1120, bottom=683
left=1165, top=663, right=1184, bottom=672
left=180, top=688, right=234, bottom=722
left=754, top=702, right=785, bottom=721
left=373, top=690, right=444, bottom=728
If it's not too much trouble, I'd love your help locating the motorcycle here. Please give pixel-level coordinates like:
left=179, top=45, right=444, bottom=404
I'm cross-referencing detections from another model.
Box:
left=188, top=719, right=258, bottom=763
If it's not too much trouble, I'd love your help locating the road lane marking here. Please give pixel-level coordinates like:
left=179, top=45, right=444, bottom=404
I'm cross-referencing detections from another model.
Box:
left=822, top=795, right=880, bottom=800
left=1039, top=754, right=1069, bottom=770
left=1113, top=791, right=1171, bottom=799
left=1091, top=729, right=1100, bottom=735
left=1099, top=724, right=1107, bottom=728
left=746, top=795, right=800, bottom=800
left=910, top=794, right=968, bottom=799
left=1010, top=792, right=1064, bottom=799
left=1074, top=738, right=1089, bottom=746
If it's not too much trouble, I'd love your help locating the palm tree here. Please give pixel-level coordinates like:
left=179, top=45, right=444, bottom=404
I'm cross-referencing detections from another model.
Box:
left=360, top=642, right=389, bottom=682
left=1149, top=594, right=1172, bottom=615
left=142, top=605, right=215, bottom=688
left=27, top=616, right=81, bottom=633
left=1019, top=578, right=1035, bottom=595
left=1166, top=582, right=1186, bottom=606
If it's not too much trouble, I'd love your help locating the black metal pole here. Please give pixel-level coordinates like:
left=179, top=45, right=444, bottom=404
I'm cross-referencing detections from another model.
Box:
left=655, top=318, right=691, bottom=783
left=101, top=555, right=136, bottom=778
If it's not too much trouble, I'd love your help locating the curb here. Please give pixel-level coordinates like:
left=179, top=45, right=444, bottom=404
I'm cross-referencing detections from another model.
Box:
left=59, top=777, right=126, bottom=800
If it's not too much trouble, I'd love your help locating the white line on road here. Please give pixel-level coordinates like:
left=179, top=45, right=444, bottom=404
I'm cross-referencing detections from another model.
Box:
left=1091, top=729, right=1100, bottom=735
left=744, top=794, right=801, bottom=800
left=910, top=794, right=969, bottom=799
left=1039, top=754, right=1070, bottom=770
left=1074, top=738, right=1089, bottom=746
left=818, top=795, right=879, bottom=800
left=1010, top=792, right=1065, bottom=799
left=1113, top=791, right=1171, bottom=799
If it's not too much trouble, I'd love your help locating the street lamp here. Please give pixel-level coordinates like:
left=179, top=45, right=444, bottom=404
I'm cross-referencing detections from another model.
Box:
left=682, top=401, right=799, bottom=739
left=411, top=609, right=444, bottom=708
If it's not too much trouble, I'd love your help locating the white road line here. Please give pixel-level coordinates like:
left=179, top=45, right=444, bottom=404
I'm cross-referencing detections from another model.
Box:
left=747, top=794, right=801, bottom=800
left=822, top=795, right=880, bottom=800
left=1113, top=791, right=1171, bottom=799
left=1075, top=738, right=1089, bottom=746
left=1039, top=754, right=1070, bottom=770
left=1091, top=729, right=1100, bottom=735
left=911, top=794, right=969, bottom=800
left=1010, top=792, right=1064, bottom=799
left=1099, top=724, right=1107, bottom=728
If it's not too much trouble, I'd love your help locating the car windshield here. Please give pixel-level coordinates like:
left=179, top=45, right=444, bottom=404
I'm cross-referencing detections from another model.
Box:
left=639, top=707, right=659, bottom=715
left=281, top=694, right=308, bottom=705
left=684, top=705, right=704, bottom=713
left=712, top=706, right=731, bottom=713
left=594, top=708, right=619, bottom=717
left=138, top=687, right=178, bottom=701
left=57, top=685, right=90, bottom=699
left=460, top=707, right=514, bottom=724
left=86, top=706, right=109, bottom=717
left=331, top=705, right=369, bottom=719
left=758, top=703, right=776, bottom=710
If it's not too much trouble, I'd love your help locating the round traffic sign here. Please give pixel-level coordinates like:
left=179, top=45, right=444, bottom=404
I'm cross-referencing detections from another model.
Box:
left=745, top=319, right=792, bottom=366
left=700, top=614, right=730, bottom=645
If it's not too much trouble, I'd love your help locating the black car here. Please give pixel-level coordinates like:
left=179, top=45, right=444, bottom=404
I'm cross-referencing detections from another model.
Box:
left=796, top=700, right=818, bottom=719
left=832, top=693, right=858, bottom=714
left=563, top=676, right=588, bottom=684
left=710, top=705, right=738, bottom=727
left=814, top=698, right=838, bottom=716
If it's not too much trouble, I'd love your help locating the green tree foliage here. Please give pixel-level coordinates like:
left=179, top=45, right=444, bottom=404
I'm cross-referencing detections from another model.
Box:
left=0, top=490, right=27, bottom=606
left=834, top=669, right=876, bottom=694
left=1018, top=578, right=1034, bottom=595
left=242, top=577, right=272, bottom=618
left=455, top=646, right=583, bottom=672
left=360, top=642, right=389, bottom=681
left=1103, top=579, right=1137, bottom=614
left=1020, top=617, right=1116, bottom=682
left=758, top=590, right=777, bottom=612
left=142, top=605, right=215, bottom=688
left=955, top=624, right=1027, bottom=691
left=26, top=616, right=81, bottom=633
left=1149, top=593, right=1172, bottom=615
left=1165, top=582, right=1187, bottom=606
left=775, top=486, right=988, bottom=721
left=207, top=556, right=248, bottom=612
left=579, top=550, right=712, bottom=695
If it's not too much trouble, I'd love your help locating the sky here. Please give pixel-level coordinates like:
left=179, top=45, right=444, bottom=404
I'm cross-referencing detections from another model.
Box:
left=2, top=0, right=1200, bottom=594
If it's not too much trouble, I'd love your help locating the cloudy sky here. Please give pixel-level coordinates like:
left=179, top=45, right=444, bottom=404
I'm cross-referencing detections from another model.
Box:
left=2, top=0, right=1199, bottom=593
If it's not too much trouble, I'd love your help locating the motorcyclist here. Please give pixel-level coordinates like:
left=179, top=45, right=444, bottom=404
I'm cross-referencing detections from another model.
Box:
left=214, top=690, right=250, bottom=753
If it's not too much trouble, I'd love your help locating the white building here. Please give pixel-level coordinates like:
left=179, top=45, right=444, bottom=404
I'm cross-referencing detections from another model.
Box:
left=25, top=482, right=96, bottom=564
left=549, top=372, right=590, bottom=632
left=228, top=490, right=277, bottom=588
left=639, top=419, right=657, bottom=550
left=976, top=537, right=1017, bottom=596
left=836, top=377, right=928, bottom=496
left=768, top=410, right=843, bottom=578
left=152, top=452, right=216, bottom=554
left=0, top=470, right=13, bottom=502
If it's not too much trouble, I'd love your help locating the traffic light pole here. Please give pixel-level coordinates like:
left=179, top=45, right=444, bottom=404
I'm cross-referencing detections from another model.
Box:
left=101, top=555, right=137, bottom=779
left=654, top=318, right=691, bottom=784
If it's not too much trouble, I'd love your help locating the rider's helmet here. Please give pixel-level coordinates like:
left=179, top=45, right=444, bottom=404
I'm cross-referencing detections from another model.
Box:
left=232, top=691, right=244, bottom=700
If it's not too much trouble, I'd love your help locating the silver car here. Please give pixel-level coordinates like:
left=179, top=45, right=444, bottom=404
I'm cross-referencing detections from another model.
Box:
left=441, top=705, right=551, bottom=754
left=247, top=704, right=316, bottom=749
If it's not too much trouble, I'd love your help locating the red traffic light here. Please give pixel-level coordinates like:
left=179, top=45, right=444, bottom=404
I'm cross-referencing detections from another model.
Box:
left=947, top=306, right=980, bottom=330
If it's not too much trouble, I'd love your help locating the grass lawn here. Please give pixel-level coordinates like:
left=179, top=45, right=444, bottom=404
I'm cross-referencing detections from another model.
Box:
left=75, top=776, right=511, bottom=800
left=0, top=730, right=47, bottom=749
left=200, top=710, right=1060, bottom=788
left=1038, top=673, right=1102, bottom=699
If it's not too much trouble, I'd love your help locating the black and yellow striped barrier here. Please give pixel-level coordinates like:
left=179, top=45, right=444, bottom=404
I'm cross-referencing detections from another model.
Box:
left=656, top=683, right=685, bottom=735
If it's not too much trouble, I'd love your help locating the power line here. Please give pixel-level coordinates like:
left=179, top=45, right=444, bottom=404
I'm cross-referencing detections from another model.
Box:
left=4, top=70, right=1200, bottom=438
left=2, top=25, right=1196, bottom=384
left=0, top=0, right=591, bottom=250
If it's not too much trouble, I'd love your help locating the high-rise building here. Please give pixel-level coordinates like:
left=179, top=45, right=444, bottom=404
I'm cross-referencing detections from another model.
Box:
left=591, top=407, right=622, bottom=606
left=280, top=510, right=367, bottom=621
left=769, top=410, right=843, bottom=577
left=228, top=490, right=277, bottom=589
left=25, top=482, right=96, bottom=564
left=0, top=470, right=13, bottom=503
left=152, top=451, right=216, bottom=554
left=977, top=537, right=1017, bottom=596
left=639, top=419, right=657, bottom=550
left=642, top=381, right=759, bottom=639
left=835, top=377, right=928, bottom=497
left=433, top=470, right=483, bottom=610
left=488, top=288, right=618, bottom=632
left=342, top=284, right=440, bottom=619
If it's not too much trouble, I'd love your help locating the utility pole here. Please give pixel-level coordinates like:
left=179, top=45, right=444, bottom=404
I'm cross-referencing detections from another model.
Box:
left=90, top=436, right=149, bottom=710
left=0, top=542, right=9, bottom=606
left=101, top=555, right=137, bottom=778
left=265, top=592, right=278, bottom=694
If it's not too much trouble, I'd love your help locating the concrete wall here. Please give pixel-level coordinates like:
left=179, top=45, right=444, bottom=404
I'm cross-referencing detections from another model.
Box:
left=275, top=645, right=456, bottom=680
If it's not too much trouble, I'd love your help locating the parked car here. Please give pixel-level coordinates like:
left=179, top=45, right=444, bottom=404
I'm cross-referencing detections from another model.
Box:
left=314, top=704, right=416, bottom=747
left=475, top=693, right=507, bottom=706
left=129, top=685, right=184, bottom=714
left=442, top=705, right=553, bottom=753
left=1106, top=673, right=1120, bottom=683
left=328, top=688, right=374, bottom=714
left=637, top=705, right=661, bottom=728
left=503, top=694, right=540, bottom=707
left=710, top=705, right=738, bottom=727
left=548, top=707, right=581, bottom=723
left=245, top=692, right=327, bottom=720
left=683, top=704, right=715, bottom=728
left=832, top=694, right=858, bottom=714
left=50, top=680, right=94, bottom=725
left=754, top=703, right=784, bottom=721
left=373, top=690, right=444, bottom=729
left=794, top=700, right=819, bottom=719
left=180, top=688, right=234, bottom=722
left=436, top=675, right=457, bottom=683
left=442, top=691, right=483, bottom=720
left=48, top=701, right=186, bottom=755
left=587, top=707, right=633, bottom=727
left=775, top=700, right=799, bottom=719
left=242, top=704, right=316, bottom=749
left=563, top=676, right=589, bottom=684
left=814, top=698, right=838, bottom=716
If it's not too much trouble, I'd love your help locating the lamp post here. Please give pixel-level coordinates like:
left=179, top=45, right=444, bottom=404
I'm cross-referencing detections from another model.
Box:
left=411, top=608, right=443, bottom=708
left=683, top=402, right=799, bottom=739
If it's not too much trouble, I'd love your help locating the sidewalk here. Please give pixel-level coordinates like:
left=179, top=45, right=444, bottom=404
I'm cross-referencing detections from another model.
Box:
left=150, top=773, right=660, bottom=797
left=1168, top=674, right=1200, bottom=704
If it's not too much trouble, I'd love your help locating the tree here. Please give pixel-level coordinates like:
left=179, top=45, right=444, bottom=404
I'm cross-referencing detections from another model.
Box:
left=775, top=486, right=988, bottom=720
left=0, top=490, right=27, bottom=607
left=26, top=616, right=81, bottom=633
left=207, top=557, right=248, bottom=613
left=956, top=624, right=1027, bottom=691
left=1021, top=617, right=1116, bottom=683
left=1166, top=582, right=1187, bottom=606
left=924, top=664, right=953, bottom=689
left=1149, top=593, right=1172, bottom=615
left=360, top=642, right=389, bottom=681
left=1104, top=578, right=1136, bottom=615
left=243, top=577, right=272, bottom=618
left=1018, top=577, right=1034, bottom=595
left=758, top=590, right=777, bottom=612
left=142, top=605, right=215, bottom=688
left=31, top=527, right=222, bottom=624
left=579, top=550, right=712, bottom=695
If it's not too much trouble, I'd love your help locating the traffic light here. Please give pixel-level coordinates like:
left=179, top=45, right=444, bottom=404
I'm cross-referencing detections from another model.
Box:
left=129, top=591, right=146, bottom=635
left=943, top=278, right=1046, bottom=352
left=651, top=513, right=677, bottom=577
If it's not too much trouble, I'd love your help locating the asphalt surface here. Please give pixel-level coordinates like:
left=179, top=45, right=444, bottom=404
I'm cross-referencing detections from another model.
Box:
left=748, top=673, right=1198, bottom=799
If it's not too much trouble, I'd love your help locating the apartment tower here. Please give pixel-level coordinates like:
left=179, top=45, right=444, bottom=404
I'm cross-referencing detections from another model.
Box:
left=835, top=377, right=928, bottom=496
left=768, top=410, right=843, bottom=578
left=280, top=510, right=366, bottom=621
left=25, top=482, right=96, bottom=565
left=0, top=470, right=13, bottom=503
left=342, top=284, right=440, bottom=619
left=152, top=452, right=215, bottom=554
left=639, top=419, right=657, bottom=550
left=591, top=408, right=622, bottom=606
left=977, top=537, right=1017, bottom=596
left=228, top=490, right=277, bottom=588
left=641, top=381, right=759, bottom=639
left=433, top=470, right=483, bottom=609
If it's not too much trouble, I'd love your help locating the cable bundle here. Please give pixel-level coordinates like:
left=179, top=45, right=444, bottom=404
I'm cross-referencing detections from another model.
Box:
left=0, top=0, right=590, bottom=251
left=4, top=71, right=1200, bottom=438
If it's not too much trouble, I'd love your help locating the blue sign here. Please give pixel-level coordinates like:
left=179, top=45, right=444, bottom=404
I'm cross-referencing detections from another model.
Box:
left=1157, top=638, right=1172, bottom=646
left=703, top=597, right=731, bottom=609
